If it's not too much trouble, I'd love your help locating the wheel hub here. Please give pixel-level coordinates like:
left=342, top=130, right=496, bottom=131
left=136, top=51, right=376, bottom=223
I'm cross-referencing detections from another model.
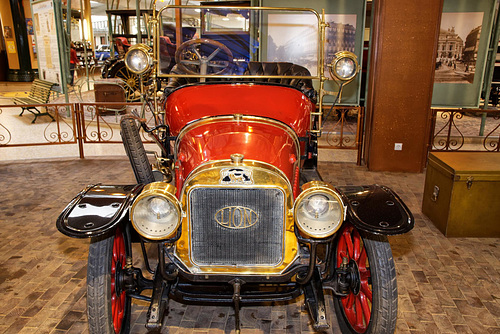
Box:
left=115, top=256, right=138, bottom=295
left=336, top=257, right=361, bottom=296
left=347, top=259, right=361, bottom=295
left=126, top=77, right=136, bottom=88
left=114, top=260, right=124, bottom=296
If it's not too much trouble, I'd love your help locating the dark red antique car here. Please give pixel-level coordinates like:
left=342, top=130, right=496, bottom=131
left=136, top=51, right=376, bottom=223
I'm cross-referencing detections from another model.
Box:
left=57, top=3, right=413, bottom=334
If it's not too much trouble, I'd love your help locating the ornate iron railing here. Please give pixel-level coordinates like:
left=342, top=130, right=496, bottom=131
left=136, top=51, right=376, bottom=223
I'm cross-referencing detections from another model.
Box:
left=0, top=104, right=76, bottom=147
left=0, top=102, right=365, bottom=162
left=319, top=106, right=365, bottom=164
left=0, top=102, right=156, bottom=159
left=430, top=108, right=500, bottom=152
left=78, top=102, right=142, bottom=144
left=0, top=108, right=11, bottom=146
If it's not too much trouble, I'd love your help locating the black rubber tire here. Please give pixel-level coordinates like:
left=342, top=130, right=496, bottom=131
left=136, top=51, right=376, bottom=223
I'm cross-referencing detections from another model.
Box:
left=87, top=228, right=131, bottom=334
left=332, top=224, right=398, bottom=334
left=120, top=116, right=155, bottom=184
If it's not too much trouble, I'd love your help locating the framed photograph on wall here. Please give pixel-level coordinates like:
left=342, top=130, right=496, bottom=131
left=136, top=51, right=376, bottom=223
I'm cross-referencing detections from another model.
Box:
left=432, top=0, right=496, bottom=107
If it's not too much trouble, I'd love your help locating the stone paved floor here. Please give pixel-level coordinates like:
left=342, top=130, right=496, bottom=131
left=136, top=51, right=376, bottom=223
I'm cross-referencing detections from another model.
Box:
left=0, top=157, right=498, bottom=333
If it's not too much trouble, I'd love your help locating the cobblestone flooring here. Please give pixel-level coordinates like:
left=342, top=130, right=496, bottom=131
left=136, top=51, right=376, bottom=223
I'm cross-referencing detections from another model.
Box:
left=0, top=158, right=498, bottom=333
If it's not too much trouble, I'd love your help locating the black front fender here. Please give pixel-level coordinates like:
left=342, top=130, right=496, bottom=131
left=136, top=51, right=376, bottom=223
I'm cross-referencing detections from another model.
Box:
left=338, top=185, right=414, bottom=235
left=56, top=184, right=143, bottom=238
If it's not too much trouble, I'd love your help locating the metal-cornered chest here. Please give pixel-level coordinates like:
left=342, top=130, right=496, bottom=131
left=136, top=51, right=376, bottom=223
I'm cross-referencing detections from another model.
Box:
left=422, top=152, right=500, bottom=237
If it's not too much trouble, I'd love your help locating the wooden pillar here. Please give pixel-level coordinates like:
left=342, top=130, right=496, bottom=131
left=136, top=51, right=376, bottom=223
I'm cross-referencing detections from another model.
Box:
left=364, top=0, right=443, bottom=172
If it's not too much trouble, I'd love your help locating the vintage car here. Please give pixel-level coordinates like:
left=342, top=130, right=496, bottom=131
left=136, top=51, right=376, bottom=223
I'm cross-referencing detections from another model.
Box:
left=57, top=3, right=414, bottom=334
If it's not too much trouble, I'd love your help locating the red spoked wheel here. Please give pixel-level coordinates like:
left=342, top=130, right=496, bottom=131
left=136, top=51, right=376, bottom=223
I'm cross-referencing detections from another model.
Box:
left=333, top=223, right=398, bottom=334
left=87, top=228, right=131, bottom=334
left=111, top=229, right=127, bottom=332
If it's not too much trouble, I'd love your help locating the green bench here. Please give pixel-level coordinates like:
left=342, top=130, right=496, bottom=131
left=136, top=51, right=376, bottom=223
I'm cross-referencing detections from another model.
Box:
left=13, top=79, right=55, bottom=123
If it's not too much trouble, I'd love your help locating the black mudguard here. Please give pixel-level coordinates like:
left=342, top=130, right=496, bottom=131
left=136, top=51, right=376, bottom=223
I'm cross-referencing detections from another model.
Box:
left=56, top=184, right=143, bottom=238
left=338, top=185, right=414, bottom=235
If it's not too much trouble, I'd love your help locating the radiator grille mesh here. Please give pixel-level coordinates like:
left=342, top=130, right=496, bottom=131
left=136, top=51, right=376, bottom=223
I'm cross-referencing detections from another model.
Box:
left=189, top=187, right=284, bottom=266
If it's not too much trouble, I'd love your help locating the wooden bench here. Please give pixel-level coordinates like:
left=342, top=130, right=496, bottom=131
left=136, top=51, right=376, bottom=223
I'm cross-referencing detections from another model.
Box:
left=13, top=79, right=55, bottom=123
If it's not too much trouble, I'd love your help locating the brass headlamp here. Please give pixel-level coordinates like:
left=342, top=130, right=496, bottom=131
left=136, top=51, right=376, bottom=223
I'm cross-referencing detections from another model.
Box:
left=130, top=182, right=181, bottom=240
left=124, top=44, right=153, bottom=75
left=294, top=181, right=345, bottom=238
left=328, top=51, right=359, bottom=83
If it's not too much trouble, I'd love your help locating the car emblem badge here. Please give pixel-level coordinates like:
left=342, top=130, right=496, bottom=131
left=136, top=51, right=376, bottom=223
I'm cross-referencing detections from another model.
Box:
left=215, top=206, right=258, bottom=229
left=220, top=168, right=253, bottom=185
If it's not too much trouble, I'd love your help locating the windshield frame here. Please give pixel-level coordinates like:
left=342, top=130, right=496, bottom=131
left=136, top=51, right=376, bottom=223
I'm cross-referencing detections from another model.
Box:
left=149, top=3, right=328, bottom=135
left=153, top=5, right=326, bottom=82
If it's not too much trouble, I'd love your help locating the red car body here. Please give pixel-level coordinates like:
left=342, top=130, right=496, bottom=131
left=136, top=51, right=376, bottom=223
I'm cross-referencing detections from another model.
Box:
left=167, top=84, right=312, bottom=195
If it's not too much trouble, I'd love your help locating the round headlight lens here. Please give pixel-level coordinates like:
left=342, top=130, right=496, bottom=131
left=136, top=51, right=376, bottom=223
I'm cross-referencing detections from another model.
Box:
left=124, top=45, right=151, bottom=74
left=329, top=51, right=359, bottom=82
left=294, top=182, right=344, bottom=238
left=335, top=58, right=356, bottom=80
left=305, top=194, right=330, bottom=217
left=131, top=183, right=181, bottom=240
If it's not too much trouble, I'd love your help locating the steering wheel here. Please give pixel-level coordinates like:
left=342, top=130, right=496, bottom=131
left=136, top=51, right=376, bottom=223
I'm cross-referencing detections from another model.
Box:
left=174, top=38, right=233, bottom=75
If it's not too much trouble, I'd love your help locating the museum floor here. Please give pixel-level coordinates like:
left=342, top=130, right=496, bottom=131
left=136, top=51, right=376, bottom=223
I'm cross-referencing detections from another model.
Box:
left=0, top=157, right=498, bottom=334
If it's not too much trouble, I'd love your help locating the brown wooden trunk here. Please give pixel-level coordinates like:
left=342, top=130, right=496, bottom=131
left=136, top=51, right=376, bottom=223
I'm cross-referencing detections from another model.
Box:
left=422, top=152, right=500, bottom=237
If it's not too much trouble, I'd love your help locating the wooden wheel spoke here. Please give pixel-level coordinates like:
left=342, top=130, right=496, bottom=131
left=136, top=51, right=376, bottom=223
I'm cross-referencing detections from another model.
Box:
left=360, top=292, right=371, bottom=324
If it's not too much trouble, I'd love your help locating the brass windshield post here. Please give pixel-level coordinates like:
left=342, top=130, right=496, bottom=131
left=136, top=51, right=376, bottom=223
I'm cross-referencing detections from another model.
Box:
left=151, top=15, right=159, bottom=120
left=313, top=10, right=328, bottom=137
left=149, top=0, right=160, bottom=121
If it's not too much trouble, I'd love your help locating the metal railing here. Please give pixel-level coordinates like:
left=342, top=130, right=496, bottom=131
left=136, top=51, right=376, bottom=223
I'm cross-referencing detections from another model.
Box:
left=1, top=102, right=366, bottom=163
left=0, top=103, right=77, bottom=147
left=0, top=102, right=147, bottom=159
left=319, top=106, right=365, bottom=165
left=430, top=108, right=500, bottom=152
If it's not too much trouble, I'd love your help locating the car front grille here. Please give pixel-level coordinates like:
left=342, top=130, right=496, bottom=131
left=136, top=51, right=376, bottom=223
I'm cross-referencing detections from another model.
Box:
left=189, top=187, right=285, bottom=267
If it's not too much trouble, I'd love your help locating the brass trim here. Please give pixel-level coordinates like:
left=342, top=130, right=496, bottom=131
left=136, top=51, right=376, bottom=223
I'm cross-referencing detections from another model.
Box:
left=175, top=160, right=299, bottom=275
left=230, top=153, right=244, bottom=165
left=154, top=4, right=323, bottom=78
left=175, top=115, right=301, bottom=163
left=180, top=159, right=294, bottom=196
left=157, top=74, right=319, bottom=80
left=214, top=205, right=259, bottom=229
left=148, top=4, right=339, bottom=136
